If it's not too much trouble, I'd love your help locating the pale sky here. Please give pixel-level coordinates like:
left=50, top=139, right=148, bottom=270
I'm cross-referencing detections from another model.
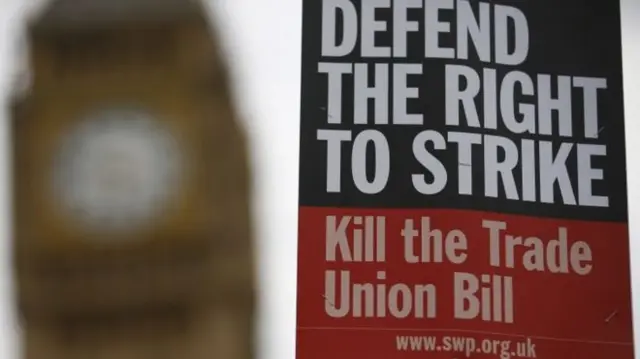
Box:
left=0, top=1, right=639, bottom=359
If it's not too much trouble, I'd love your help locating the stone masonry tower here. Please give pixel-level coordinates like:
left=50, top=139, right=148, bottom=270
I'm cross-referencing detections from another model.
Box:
left=10, top=1, right=256, bottom=358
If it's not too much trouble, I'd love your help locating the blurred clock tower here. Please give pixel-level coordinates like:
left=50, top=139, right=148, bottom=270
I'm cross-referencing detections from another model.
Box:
left=9, top=1, right=256, bottom=359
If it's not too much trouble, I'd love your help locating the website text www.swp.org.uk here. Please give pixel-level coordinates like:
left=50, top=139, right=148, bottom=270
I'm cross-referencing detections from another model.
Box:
left=396, top=335, right=537, bottom=359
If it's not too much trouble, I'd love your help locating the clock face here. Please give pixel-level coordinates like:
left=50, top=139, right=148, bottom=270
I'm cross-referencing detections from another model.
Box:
left=52, top=107, right=182, bottom=234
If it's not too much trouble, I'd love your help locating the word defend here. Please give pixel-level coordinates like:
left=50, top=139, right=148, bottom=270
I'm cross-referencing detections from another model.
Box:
left=315, top=0, right=610, bottom=209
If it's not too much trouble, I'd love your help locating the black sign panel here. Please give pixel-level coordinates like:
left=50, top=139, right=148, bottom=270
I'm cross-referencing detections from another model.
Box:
left=298, top=1, right=627, bottom=222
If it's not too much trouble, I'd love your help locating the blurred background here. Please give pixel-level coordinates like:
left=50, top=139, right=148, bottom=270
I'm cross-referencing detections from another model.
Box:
left=0, top=0, right=639, bottom=359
